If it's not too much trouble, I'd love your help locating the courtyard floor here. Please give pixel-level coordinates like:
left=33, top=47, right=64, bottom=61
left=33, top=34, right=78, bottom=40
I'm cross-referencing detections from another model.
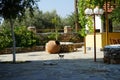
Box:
left=0, top=47, right=120, bottom=80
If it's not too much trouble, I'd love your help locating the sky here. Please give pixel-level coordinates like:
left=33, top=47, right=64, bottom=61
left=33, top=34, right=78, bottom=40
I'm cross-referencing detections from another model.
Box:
left=38, top=0, right=74, bottom=18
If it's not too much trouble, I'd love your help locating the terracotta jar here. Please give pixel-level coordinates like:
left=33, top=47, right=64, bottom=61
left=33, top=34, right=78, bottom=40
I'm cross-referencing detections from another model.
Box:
left=45, top=40, right=60, bottom=54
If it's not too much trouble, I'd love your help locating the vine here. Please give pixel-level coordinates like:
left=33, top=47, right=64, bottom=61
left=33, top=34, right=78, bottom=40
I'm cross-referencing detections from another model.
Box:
left=78, top=0, right=105, bottom=36
left=78, top=0, right=87, bottom=37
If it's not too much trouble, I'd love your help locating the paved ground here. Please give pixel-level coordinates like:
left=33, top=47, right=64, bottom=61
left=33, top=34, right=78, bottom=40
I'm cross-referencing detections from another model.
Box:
left=0, top=47, right=120, bottom=80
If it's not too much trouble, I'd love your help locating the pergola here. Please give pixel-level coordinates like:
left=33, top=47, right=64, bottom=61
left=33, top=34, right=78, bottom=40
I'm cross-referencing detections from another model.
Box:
left=103, top=0, right=117, bottom=45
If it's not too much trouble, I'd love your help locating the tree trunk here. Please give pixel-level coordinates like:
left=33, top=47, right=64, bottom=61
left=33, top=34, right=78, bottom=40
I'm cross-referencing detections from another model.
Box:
left=74, top=0, right=79, bottom=32
left=10, top=18, right=16, bottom=63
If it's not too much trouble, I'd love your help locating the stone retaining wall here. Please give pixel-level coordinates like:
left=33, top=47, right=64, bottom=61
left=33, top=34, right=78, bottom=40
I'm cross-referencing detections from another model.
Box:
left=0, top=42, right=84, bottom=54
left=0, top=46, right=45, bottom=54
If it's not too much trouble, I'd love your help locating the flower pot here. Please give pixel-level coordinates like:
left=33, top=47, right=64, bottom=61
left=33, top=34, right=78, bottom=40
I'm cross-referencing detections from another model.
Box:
left=45, top=40, right=60, bottom=54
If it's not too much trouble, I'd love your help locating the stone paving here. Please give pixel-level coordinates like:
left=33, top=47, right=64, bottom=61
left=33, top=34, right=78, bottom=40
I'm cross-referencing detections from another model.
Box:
left=0, top=47, right=120, bottom=80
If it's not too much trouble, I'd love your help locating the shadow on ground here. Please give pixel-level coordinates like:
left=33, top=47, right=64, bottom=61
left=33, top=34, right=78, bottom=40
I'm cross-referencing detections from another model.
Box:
left=0, top=57, right=120, bottom=80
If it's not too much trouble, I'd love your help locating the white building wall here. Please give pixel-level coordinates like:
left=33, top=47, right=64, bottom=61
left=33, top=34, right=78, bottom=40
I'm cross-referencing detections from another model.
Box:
left=95, top=15, right=103, bottom=33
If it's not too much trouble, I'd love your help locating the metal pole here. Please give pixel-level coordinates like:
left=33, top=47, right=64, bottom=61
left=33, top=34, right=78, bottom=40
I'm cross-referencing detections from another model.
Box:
left=93, top=14, right=96, bottom=62
left=105, top=0, right=109, bottom=45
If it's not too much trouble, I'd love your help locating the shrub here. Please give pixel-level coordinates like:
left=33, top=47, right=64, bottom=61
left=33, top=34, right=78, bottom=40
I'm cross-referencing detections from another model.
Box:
left=0, top=28, right=12, bottom=50
left=14, top=26, right=40, bottom=47
left=0, top=26, right=40, bottom=50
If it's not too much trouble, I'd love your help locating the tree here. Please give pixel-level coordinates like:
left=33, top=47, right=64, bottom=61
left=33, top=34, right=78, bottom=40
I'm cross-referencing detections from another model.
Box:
left=78, top=0, right=88, bottom=37
left=110, top=0, right=120, bottom=23
left=1, top=9, right=65, bottom=31
left=0, top=0, right=38, bottom=63
left=52, top=16, right=59, bottom=40
left=74, top=0, right=79, bottom=32
left=61, top=13, right=76, bottom=29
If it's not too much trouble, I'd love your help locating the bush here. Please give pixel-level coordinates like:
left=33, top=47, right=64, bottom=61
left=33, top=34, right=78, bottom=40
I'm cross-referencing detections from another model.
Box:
left=0, top=26, right=40, bottom=50
left=15, top=26, right=40, bottom=47
left=0, top=28, right=12, bottom=50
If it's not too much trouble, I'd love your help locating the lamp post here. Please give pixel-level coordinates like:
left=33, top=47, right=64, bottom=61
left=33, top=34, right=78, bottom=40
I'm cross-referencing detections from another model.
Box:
left=85, top=6, right=104, bottom=62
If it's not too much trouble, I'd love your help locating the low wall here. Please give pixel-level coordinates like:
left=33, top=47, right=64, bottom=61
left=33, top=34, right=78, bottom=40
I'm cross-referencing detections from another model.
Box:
left=0, top=42, right=84, bottom=54
left=0, top=46, right=45, bottom=54
left=37, top=33, right=84, bottom=43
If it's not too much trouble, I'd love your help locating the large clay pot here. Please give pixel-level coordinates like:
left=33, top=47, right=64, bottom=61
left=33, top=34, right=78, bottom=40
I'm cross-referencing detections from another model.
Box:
left=45, top=40, right=60, bottom=54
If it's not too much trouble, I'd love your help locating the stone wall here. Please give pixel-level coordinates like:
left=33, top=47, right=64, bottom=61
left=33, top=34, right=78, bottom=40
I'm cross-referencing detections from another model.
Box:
left=0, top=46, right=45, bottom=54
left=0, top=42, right=84, bottom=54
left=0, top=33, right=84, bottom=54
left=38, top=33, right=84, bottom=43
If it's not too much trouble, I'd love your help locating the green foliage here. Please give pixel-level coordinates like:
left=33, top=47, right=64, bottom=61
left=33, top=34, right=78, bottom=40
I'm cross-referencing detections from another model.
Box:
left=14, top=26, right=40, bottom=47
left=78, top=0, right=87, bottom=37
left=0, top=0, right=39, bottom=20
left=1, top=9, right=64, bottom=30
left=110, top=5, right=120, bottom=23
left=1, top=9, right=75, bottom=32
left=62, top=13, right=76, bottom=29
left=0, top=26, right=40, bottom=50
left=0, top=0, right=39, bottom=63
left=77, top=0, right=107, bottom=36
left=86, top=17, right=94, bottom=33
left=78, top=0, right=120, bottom=36
left=47, top=32, right=60, bottom=41
left=0, top=27, right=12, bottom=50
left=47, top=33, right=57, bottom=40
left=51, top=16, right=59, bottom=40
